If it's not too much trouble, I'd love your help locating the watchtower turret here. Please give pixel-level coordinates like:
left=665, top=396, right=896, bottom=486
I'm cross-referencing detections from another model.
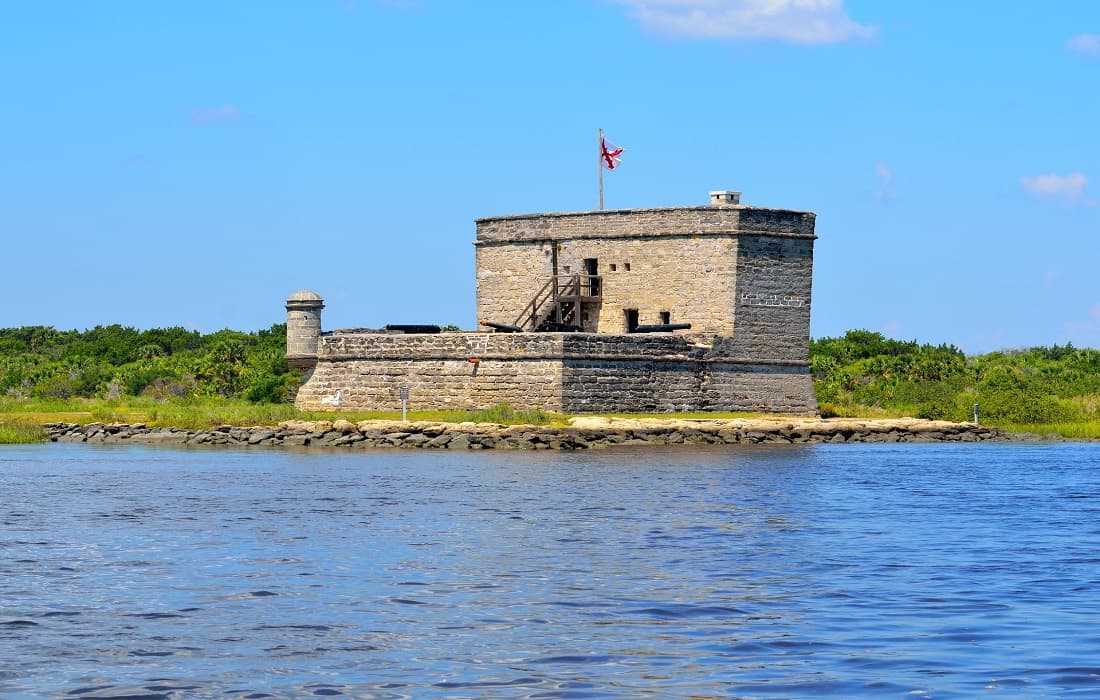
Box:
left=285, top=290, right=324, bottom=370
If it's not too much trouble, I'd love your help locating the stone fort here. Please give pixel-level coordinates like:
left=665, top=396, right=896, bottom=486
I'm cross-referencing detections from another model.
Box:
left=287, top=190, right=819, bottom=414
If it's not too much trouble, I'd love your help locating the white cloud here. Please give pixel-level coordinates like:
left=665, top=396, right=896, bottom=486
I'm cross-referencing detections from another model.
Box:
left=610, top=0, right=876, bottom=44
left=190, top=104, right=240, bottom=125
left=1020, top=172, right=1088, bottom=203
left=875, top=162, right=891, bottom=184
left=873, top=162, right=894, bottom=199
left=1067, top=33, right=1100, bottom=56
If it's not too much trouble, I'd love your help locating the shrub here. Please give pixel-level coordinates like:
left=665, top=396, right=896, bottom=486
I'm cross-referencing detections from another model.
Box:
left=244, top=375, right=295, bottom=404
left=33, top=375, right=75, bottom=399
left=975, top=391, right=1077, bottom=424
left=141, top=377, right=194, bottom=400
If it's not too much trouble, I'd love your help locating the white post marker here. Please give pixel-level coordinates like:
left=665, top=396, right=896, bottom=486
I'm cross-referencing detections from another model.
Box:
left=400, top=386, right=410, bottom=422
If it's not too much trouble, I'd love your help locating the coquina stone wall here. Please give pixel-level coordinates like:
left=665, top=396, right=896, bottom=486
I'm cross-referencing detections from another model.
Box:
left=556, top=334, right=814, bottom=413
left=296, top=332, right=565, bottom=411
left=289, top=194, right=820, bottom=416
left=295, top=332, right=817, bottom=414
left=475, top=235, right=741, bottom=333
left=730, top=235, right=814, bottom=362
left=472, top=243, right=551, bottom=328
left=475, top=205, right=816, bottom=244
left=474, top=202, right=816, bottom=336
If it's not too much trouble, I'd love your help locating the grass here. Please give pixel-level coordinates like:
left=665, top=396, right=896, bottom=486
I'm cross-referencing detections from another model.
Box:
left=993, top=421, right=1100, bottom=440
left=818, top=401, right=1100, bottom=439
left=819, top=401, right=1100, bottom=439
left=455, top=403, right=561, bottom=425
left=4, top=396, right=1097, bottom=443
left=817, top=402, right=916, bottom=419
left=592, top=411, right=791, bottom=421
left=0, top=398, right=569, bottom=437
left=0, top=419, right=48, bottom=444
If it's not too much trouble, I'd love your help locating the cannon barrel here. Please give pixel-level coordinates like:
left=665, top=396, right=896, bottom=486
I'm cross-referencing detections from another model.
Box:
left=539, top=321, right=584, bottom=332
left=384, top=324, right=442, bottom=334
left=479, top=320, right=524, bottom=333
left=630, top=323, right=693, bottom=333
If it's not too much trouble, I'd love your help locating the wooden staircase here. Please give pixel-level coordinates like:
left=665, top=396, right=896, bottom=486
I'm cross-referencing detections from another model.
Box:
left=514, top=274, right=602, bottom=331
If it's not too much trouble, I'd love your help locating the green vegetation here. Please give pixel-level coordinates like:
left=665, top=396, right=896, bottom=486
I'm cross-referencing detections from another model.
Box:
left=0, top=324, right=298, bottom=404
left=0, top=418, right=47, bottom=444
left=994, top=422, right=1100, bottom=440
left=812, top=330, right=1100, bottom=432
left=0, top=396, right=563, bottom=433
left=0, top=324, right=1097, bottom=443
left=458, top=402, right=558, bottom=426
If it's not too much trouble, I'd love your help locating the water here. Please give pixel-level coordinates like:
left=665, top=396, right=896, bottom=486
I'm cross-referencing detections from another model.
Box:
left=2, top=442, right=1099, bottom=699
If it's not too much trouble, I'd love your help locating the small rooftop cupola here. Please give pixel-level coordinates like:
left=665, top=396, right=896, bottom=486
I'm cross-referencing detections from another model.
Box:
left=286, top=290, right=324, bottom=371
left=709, top=190, right=741, bottom=206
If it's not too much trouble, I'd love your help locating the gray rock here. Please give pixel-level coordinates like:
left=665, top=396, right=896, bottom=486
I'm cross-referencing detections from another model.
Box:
left=248, top=429, right=276, bottom=445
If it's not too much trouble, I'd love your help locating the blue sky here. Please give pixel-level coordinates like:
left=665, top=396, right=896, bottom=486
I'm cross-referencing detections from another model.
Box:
left=1, top=1, right=1097, bottom=353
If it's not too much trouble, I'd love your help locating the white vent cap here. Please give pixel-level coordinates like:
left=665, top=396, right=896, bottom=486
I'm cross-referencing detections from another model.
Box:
left=709, top=190, right=741, bottom=206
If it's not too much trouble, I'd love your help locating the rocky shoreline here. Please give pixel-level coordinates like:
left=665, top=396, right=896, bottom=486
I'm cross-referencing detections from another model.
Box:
left=44, top=417, right=1048, bottom=450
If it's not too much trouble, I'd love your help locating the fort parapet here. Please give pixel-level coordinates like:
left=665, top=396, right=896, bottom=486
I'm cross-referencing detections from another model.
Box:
left=288, top=191, right=819, bottom=415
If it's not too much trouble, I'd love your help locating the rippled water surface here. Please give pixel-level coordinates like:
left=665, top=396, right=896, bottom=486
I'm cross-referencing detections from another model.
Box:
left=2, top=442, right=1099, bottom=698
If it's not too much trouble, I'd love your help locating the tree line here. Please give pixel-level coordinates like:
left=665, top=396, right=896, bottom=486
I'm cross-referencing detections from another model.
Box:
left=1, top=324, right=1098, bottom=423
left=0, top=324, right=298, bottom=403
left=812, top=330, right=1100, bottom=423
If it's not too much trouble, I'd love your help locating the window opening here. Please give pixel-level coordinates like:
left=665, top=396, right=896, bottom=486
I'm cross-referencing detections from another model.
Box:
left=583, top=258, right=600, bottom=296
left=624, top=309, right=639, bottom=333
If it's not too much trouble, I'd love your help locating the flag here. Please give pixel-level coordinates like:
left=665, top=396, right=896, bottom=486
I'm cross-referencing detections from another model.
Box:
left=601, top=135, right=624, bottom=170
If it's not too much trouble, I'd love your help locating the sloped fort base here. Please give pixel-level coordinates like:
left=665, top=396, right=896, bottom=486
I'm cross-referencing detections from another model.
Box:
left=294, top=332, right=817, bottom=415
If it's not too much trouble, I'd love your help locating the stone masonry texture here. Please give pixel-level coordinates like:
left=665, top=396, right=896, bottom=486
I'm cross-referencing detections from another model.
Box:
left=292, top=195, right=820, bottom=415
left=285, top=291, right=324, bottom=367
left=295, top=332, right=817, bottom=414
left=475, top=203, right=815, bottom=335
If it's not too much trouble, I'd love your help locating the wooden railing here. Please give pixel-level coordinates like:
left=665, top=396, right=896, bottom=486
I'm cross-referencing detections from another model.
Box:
left=513, top=274, right=602, bottom=330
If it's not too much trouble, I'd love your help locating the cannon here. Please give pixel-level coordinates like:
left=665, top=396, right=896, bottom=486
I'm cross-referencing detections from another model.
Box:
left=479, top=320, right=524, bottom=333
left=538, top=321, right=584, bottom=332
left=629, top=323, right=693, bottom=333
left=384, top=324, right=442, bottom=334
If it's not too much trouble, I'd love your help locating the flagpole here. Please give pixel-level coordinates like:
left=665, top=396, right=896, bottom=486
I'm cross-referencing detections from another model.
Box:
left=598, top=128, right=604, bottom=210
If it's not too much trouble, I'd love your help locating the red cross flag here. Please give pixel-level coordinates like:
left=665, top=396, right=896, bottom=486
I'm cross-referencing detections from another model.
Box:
left=600, top=135, right=624, bottom=170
